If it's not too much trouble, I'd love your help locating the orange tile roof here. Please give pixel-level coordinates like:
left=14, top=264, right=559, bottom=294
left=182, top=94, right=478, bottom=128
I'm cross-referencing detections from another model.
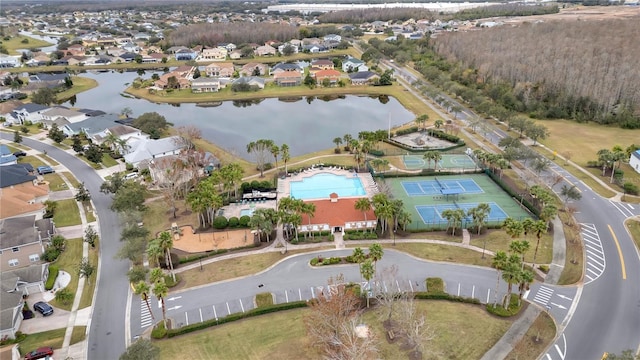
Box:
left=300, top=197, right=376, bottom=227
left=0, top=182, right=49, bottom=219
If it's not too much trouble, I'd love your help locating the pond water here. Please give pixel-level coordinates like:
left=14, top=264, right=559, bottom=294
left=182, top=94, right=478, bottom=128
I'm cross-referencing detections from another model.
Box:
left=61, top=70, right=414, bottom=159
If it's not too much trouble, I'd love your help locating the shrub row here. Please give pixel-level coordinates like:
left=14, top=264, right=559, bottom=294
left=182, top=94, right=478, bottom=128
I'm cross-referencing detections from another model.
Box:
left=484, top=169, right=540, bottom=217
left=167, top=301, right=308, bottom=338
left=310, top=256, right=342, bottom=266
left=485, top=294, right=522, bottom=317
left=430, top=129, right=463, bottom=144
left=45, top=265, right=59, bottom=290
left=343, top=232, right=378, bottom=240
left=414, top=292, right=481, bottom=305
left=394, top=126, right=419, bottom=136
left=212, top=215, right=251, bottom=229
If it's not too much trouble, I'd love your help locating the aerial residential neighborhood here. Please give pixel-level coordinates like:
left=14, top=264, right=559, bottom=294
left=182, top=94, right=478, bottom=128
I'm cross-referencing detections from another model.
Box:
left=0, top=1, right=639, bottom=360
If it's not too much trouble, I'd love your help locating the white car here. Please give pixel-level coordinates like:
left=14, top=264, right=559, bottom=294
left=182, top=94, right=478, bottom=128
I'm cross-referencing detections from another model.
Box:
left=124, top=173, right=139, bottom=180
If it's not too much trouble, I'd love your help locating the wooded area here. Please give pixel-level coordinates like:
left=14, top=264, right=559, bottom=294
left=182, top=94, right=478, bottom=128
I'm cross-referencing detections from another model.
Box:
left=432, top=18, right=640, bottom=127
left=168, top=23, right=299, bottom=47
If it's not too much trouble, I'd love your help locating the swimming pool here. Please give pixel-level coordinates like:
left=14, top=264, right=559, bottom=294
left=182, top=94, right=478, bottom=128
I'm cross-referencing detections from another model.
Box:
left=290, top=172, right=366, bottom=200
left=240, top=208, right=255, bottom=217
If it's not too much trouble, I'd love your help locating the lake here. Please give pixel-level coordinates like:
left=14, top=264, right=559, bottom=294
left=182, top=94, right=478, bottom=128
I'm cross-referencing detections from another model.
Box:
left=62, top=70, right=415, bottom=159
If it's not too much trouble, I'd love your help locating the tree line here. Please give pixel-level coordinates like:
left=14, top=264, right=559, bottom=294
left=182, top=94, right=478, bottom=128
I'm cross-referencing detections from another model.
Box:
left=168, top=22, right=299, bottom=48
left=431, top=18, right=640, bottom=128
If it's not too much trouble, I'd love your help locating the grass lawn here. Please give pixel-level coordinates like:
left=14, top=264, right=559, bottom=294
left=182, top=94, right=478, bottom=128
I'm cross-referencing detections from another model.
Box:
left=144, top=199, right=199, bottom=239
left=0, top=34, right=53, bottom=55
left=49, top=238, right=82, bottom=311
left=177, top=248, right=332, bottom=290
left=469, top=230, right=554, bottom=265
left=85, top=203, right=97, bottom=223
left=60, top=171, right=81, bottom=188
left=557, top=212, right=583, bottom=285
left=101, top=153, right=119, bottom=167
left=56, top=76, right=99, bottom=101
left=43, top=173, right=69, bottom=191
left=79, top=240, right=99, bottom=309
left=388, top=243, right=494, bottom=267
left=16, top=326, right=87, bottom=356
left=52, top=198, right=81, bottom=227
left=19, top=155, right=47, bottom=168
left=506, top=311, right=556, bottom=360
left=77, top=155, right=103, bottom=169
left=156, top=300, right=511, bottom=360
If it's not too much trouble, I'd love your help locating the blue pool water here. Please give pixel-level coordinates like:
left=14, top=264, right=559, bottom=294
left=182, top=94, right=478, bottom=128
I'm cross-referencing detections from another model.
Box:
left=290, top=173, right=366, bottom=200
left=240, top=208, right=255, bottom=217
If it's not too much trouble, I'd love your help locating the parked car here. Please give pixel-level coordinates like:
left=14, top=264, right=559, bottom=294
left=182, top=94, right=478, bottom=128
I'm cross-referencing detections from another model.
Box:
left=24, top=346, right=53, bottom=360
left=37, top=166, right=55, bottom=175
left=13, top=150, right=27, bottom=157
left=124, top=172, right=139, bottom=180
left=33, top=301, right=54, bottom=316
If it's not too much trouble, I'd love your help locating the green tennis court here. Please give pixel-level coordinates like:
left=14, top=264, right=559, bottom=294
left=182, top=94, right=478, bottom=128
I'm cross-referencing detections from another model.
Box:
left=403, top=154, right=478, bottom=170
left=384, top=174, right=531, bottom=230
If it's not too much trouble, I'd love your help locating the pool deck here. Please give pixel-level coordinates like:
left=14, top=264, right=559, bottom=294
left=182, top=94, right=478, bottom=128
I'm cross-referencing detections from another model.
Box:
left=276, top=165, right=379, bottom=201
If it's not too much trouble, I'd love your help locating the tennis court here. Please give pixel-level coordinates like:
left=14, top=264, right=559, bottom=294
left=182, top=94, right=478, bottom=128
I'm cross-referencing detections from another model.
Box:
left=403, top=154, right=477, bottom=170
left=402, top=178, right=483, bottom=196
left=415, top=202, right=508, bottom=224
left=385, top=174, right=531, bottom=230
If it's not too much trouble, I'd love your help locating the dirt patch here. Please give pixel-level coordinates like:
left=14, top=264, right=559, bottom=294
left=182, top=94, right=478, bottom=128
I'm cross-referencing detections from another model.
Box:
left=171, top=225, right=256, bottom=253
left=383, top=319, right=423, bottom=360
left=499, top=5, right=640, bottom=24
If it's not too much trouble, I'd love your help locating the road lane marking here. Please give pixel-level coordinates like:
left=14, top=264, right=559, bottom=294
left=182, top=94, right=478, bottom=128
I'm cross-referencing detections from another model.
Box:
left=581, top=223, right=606, bottom=285
left=607, top=224, right=627, bottom=280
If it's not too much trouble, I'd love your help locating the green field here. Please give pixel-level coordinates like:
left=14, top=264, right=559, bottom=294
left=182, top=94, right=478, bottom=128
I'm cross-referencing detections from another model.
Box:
left=382, top=174, right=531, bottom=231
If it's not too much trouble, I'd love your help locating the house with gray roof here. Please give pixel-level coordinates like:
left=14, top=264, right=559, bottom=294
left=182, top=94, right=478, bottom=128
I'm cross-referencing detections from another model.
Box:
left=61, top=113, right=121, bottom=137
left=41, top=107, right=87, bottom=126
left=124, top=136, right=185, bottom=168
left=231, top=76, right=265, bottom=89
left=349, top=71, right=380, bottom=85
left=0, top=144, right=17, bottom=167
left=10, top=103, right=51, bottom=125
left=0, top=164, right=37, bottom=188
left=342, top=56, right=368, bottom=72
left=0, top=216, right=46, bottom=270
left=1, top=264, right=49, bottom=339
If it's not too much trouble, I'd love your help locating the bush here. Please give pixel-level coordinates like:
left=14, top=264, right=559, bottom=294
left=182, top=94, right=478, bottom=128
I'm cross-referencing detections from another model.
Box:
left=343, top=231, right=378, bottom=240
left=239, top=215, right=251, bottom=227
left=45, top=266, right=59, bottom=290
left=127, top=266, right=148, bottom=283
left=228, top=217, right=239, bottom=227
left=167, top=302, right=308, bottom=338
left=623, top=182, right=639, bottom=195
left=485, top=294, right=522, bottom=317
left=538, top=264, right=550, bottom=273
left=42, top=247, right=61, bottom=262
left=212, top=216, right=228, bottom=229
left=394, top=126, right=419, bottom=136
left=151, top=322, right=167, bottom=339
left=368, top=149, right=384, bottom=157
left=55, top=288, right=74, bottom=305
left=414, top=292, right=480, bottom=304
left=178, top=249, right=229, bottom=264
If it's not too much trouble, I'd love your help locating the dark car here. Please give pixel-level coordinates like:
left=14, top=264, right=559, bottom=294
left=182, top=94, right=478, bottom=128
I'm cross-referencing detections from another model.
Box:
left=24, top=346, right=53, bottom=360
left=13, top=151, right=27, bottom=157
left=33, top=301, right=54, bottom=316
left=37, top=166, right=55, bottom=175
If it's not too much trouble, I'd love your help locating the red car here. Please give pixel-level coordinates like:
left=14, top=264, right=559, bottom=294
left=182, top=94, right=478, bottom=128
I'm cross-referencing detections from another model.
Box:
left=24, top=346, right=53, bottom=360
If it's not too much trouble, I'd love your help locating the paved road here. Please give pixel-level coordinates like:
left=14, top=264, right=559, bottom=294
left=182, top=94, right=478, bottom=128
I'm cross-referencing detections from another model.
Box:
left=0, top=134, right=128, bottom=359
left=130, top=248, right=512, bottom=337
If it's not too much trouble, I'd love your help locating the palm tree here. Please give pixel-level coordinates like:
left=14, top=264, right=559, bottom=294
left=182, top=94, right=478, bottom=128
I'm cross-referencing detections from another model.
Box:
left=434, top=119, right=444, bottom=130
left=333, top=137, right=343, bottom=152
left=247, top=139, right=275, bottom=178
left=441, top=209, right=455, bottom=234
left=432, top=151, right=443, bottom=171
left=343, top=134, right=353, bottom=152
left=518, top=269, right=534, bottom=300
left=423, top=151, right=438, bottom=170
left=503, top=218, right=524, bottom=239
left=134, top=281, right=155, bottom=324
left=355, top=198, right=372, bottom=233
left=360, top=259, right=375, bottom=308
left=509, top=240, right=531, bottom=269
left=521, top=218, right=535, bottom=240
left=303, top=202, right=316, bottom=239
left=352, top=247, right=366, bottom=264
left=146, top=239, right=163, bottom=268
left=368, top=243, right=384, bottom=272
left=414, top=114, right=428, bottom=131
left=270, top=144, right=280, bottom=170
left=281, top=144, right=290, bottom=175
left=502, top=254, right=522, bottom=308
left=532, top=220, right=548, bottom=263
left=152, top=278, right=168, bottom=328
left=157, top=231, right=175, bottom=282
left=492, top=251, right=508, bottom=308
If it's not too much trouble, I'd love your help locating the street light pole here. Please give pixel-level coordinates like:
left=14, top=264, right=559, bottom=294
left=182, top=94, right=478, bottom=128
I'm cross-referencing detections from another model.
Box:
left=393, top=229, right=396, bottom=246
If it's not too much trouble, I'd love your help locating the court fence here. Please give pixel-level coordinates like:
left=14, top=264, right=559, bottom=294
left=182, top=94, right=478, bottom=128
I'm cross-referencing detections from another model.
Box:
left=400, top=217, right=531, bottom=232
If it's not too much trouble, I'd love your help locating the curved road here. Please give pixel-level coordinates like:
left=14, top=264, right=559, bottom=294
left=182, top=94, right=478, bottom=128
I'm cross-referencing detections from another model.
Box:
left=0, top=133, right=128, bottom=359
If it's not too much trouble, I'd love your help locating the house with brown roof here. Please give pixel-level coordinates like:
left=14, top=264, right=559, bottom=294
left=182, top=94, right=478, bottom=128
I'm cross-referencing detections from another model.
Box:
left=191, top=77, right=222, bottom=93
left=154, top=66, right=196, bottom=89
left=204, top=62, right=235, bottom=78
left=311, top=59, right=334, bottom=70
left=240, top=62, right=269, bottom=77
left=313, top=69, right=342, bottom=85
left=298, top=195, right=377, bottom=233
left=273, top=71, right=302, bottom=87
left=66, top=43, right=85, bottom=56
left=199, top=47, right=227, bottom=61
left=255, top=44, right=276, bottom=57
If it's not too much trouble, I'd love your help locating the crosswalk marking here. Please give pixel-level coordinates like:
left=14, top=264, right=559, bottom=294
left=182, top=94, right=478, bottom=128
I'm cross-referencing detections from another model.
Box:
left=580, top=223, right=606, bottom=285
left=533, top=285, right=554, bottom=306
left=140, top=301, right=153, bottom=329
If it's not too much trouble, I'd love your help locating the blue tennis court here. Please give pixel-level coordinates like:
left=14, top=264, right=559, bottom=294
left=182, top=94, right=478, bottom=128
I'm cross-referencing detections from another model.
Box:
left=415, top=202, right=508, bottom=223
left=402, top=178, right=483, bottom=196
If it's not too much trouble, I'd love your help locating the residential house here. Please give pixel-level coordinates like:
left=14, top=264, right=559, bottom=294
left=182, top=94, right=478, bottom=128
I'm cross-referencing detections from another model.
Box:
left=271, top=62, right=303, bottom=75
left=254, top=44, right=276, bottom=57
left=310, top=59, right=334, bottom=70
left=0, top=100, right=24, bottom=125
left=219, top=43, right=237, bottom=52
left=298, top=195, right=377, bottom=234
left=631, top=150, right=640, bottom=174
left=91, top=124, right=148, bottom=149
left=124, top=136, right=185, bottom=169
left=323, top=34, right=342, bottom=43
left=61, top=113, right=121, bottom=137
left=240, top=62, right=269, bottom=77
left=0, top=145, right=17, bottom=167
left=41, top=107, right=87, bottom=126
left=204, top=62, right=234, bottom=78
left=348, top=71, right=380, bottom=85
left=231, top=76, right=265, bottom=90
left=342, top=57, right=368, bottom=72
left=174, top=49, right=198, bottom=61
left=141, top=53, right=164, bottom=63
left=228, top=50, right=243, bottom=60
left=277, top=43, right=298, bottom=54
left=10, top=103, right=50, bottom=125
left=199, top=47, right=227, bottom=61
left=0, top=55, right=19, bottom=68
left=114, top=52, right=137, bottom=63
left=64, top=56, right=86, bottom=66
left=66, top=43, right=85, bottom=56
left=273, top=71, right=302, bottom=87
left=1, top=264, right=49, bottom=339
left=121, top=42, right=140, bottom=53
left=191, top=77, right=221, bottom=93
left=0, top=215, right=49, bottom=269
left=153, top=66, right=195, bottom=90
left=302, top=44, right=327, bottom=53
left=313, top=69, right=342, bottom=85
left=28, top=73, right=68, bottom=86
left=0, top=164, right=50, bottom=219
